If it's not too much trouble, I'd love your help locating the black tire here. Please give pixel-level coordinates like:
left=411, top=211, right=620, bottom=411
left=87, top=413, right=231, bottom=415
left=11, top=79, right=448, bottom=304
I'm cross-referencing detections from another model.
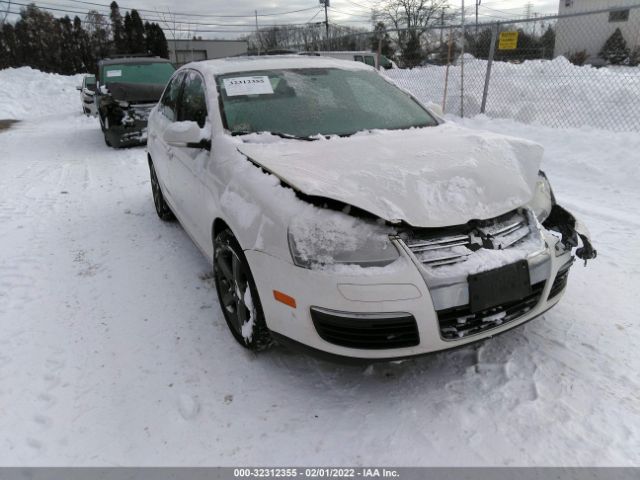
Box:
left=148, top=159, right=175, bottom=221
left=213, top=229, right=272, bottom=351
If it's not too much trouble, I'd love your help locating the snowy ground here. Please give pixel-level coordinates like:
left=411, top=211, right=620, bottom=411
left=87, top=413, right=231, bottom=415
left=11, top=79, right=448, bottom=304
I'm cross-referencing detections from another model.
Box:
left=0, top=69, right=639, bottom=466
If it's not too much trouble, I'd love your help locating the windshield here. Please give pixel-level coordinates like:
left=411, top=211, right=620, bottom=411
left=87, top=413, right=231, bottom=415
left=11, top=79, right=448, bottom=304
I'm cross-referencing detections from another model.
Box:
left=216, top=68, right=437, bottom=138
left=102, top=62, right=175, bottom=85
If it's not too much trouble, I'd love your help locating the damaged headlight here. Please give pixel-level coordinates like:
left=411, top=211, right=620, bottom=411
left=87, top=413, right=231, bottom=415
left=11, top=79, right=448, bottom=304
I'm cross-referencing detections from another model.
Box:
left=288, top=208, right=399, bottom=269
left=530, top=171, right=555, bottom=223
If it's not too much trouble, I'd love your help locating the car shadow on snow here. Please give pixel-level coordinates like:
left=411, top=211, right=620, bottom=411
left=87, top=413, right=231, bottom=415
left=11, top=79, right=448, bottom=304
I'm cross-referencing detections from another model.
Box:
left=83, top=191, right=547, bottom=403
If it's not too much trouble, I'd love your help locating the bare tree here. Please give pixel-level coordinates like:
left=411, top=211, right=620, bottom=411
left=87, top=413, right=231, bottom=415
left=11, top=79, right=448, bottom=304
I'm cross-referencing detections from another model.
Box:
left=381, top=0, right=451, bottom=66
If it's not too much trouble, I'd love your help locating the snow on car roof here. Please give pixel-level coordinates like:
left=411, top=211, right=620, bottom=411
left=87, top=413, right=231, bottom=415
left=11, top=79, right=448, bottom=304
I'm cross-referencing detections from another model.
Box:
left=190, top=55, right=374, bottom=76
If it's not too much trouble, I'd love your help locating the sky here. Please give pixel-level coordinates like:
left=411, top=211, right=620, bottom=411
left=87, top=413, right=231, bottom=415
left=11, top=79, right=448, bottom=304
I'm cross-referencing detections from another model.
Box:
left=1, top=0, right=561, bottom=38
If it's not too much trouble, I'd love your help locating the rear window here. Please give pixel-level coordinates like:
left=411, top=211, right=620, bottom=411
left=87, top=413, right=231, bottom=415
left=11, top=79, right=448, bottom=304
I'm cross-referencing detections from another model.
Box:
left=101, top=63, right=175, bottom=85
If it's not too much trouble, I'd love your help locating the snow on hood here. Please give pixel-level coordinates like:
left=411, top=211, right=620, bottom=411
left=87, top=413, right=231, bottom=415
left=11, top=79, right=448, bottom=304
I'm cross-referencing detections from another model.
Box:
left=237, top=124, right=543, bottom=228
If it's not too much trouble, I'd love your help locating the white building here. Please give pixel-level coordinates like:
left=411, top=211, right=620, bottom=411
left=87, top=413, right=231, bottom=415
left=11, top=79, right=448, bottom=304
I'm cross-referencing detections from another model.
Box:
left=554, top=0, right=640, bottom=61
left=168, top=39, right=248, bottom=67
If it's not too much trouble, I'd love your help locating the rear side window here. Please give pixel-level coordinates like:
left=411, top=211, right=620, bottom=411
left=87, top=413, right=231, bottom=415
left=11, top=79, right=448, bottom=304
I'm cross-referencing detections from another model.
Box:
left=178, top=71, right=208, bottom=128
left=354, top=55, right=364, bottom=63
left=159, top=72, right=185, bottom=122
left=364, top=56, right=375, bottom=67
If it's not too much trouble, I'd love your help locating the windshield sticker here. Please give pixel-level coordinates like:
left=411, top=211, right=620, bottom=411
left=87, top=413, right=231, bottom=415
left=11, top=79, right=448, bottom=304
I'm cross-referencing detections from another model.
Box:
left=223, top=76, right=274, bottom=96
left=106, top=69, right=122, bottom=78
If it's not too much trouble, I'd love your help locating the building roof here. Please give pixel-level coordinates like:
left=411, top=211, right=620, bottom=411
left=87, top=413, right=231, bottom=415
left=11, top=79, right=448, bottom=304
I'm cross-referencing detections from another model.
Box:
left=189, top=55, right=373, bottom=75
left=98, top=57, right=172, bottom=66
left=169, top=39, right=248, bottom=45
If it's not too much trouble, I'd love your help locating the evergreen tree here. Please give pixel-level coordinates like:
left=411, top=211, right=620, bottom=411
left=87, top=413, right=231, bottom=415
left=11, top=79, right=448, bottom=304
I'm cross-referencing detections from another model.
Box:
left=74, top=16, right=93, bottom=72
left=123, top=11, right=133, bottom=54
left=402, top=34, right=422, bottom=68
left=13, top=5, right=58, bottom=72
left=110, top=1, right=125, bottom=54
left=0, top=3, right=169, bottom=73
left=153, top=24, right=169, bottom=59
left=144, top=22, right=169, bottom=58
left=599, top=28, right=629, bottom=64
left=57, top=16, right=78, bottom=74
left=540, top=25, right=555, bottom=59
left=130, top=10, right=146, bottom=54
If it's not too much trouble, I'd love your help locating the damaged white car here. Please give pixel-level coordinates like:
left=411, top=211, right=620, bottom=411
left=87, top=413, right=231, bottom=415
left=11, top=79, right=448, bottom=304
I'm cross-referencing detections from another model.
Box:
left=146, top=56, right=596, bottom=360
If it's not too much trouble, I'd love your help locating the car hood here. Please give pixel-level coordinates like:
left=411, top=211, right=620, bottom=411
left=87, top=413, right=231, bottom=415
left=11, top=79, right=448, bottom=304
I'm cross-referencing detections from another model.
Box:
left=237, top=124, right=544, bottom=228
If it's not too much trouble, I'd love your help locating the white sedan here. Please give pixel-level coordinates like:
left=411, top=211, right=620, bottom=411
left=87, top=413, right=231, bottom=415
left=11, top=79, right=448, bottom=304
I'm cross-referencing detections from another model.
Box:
left=146, top=56, right=596, bottom=360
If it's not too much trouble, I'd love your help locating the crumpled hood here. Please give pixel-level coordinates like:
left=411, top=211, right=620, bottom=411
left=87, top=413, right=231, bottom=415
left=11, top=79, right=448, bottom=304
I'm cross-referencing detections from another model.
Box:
left=237, top=124, right=544, bottom=228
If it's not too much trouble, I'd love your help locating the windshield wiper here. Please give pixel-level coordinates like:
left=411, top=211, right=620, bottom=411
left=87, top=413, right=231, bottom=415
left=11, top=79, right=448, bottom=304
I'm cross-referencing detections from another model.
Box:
left=270, top=131, right=318, bottom=141
left=231, top=130, right=317, bottom=141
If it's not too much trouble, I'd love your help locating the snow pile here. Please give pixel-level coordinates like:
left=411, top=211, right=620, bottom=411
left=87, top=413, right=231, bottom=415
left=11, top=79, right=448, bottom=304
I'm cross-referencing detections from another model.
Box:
left=385, top=56, right=640, bottom=131
left=0, top=67, right=83, bottom=120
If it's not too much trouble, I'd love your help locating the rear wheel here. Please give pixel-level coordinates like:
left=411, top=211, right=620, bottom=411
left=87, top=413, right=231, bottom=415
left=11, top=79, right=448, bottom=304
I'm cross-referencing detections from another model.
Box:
left=213, top=229, right=272, bottom=351
left=148, top=159, right=175, bottom=221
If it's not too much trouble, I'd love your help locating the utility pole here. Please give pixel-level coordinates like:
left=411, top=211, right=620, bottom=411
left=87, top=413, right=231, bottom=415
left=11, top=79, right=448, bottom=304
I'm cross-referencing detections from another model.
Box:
left=439, top=7, right=445, bottom=45
left=321, top=0, right=330, bottom=44
left=475, top=0, right=480, bottom=56
left=255, top=10, right=261, bottom=55
left=460, top=0, right=465, bottom=118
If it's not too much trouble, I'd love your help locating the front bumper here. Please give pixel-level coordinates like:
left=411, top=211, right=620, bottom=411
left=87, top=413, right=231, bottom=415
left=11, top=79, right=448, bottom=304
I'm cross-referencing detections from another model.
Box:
left=246, top=229, right=574, bottom=360
left=101, top=103, right=155, bottom=147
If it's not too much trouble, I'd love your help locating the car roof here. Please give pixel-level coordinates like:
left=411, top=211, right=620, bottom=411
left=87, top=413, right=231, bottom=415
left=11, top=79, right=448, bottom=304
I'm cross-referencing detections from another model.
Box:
left=98, top=57, right=172, bottom=67
left=187, top=55, right=373, bottom=76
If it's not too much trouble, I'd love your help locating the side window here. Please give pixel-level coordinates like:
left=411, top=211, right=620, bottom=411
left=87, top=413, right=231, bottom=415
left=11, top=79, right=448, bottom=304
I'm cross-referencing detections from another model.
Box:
left=364, top=56, right=375, bottom=67
left=354, top=55, right=364, bottom=63
left=159, top=72, right=185, bottom=122
left=178, top=71, right=208, bottom=128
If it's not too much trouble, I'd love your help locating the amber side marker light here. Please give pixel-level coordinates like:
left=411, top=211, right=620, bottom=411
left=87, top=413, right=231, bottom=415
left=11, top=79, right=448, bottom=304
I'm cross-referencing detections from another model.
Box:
left=273, top=290, right=297, bottom=308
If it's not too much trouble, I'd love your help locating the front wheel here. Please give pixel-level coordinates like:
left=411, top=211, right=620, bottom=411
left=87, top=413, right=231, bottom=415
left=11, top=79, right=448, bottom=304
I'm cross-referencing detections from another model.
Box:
left=213, top=229, right=272, bottom=351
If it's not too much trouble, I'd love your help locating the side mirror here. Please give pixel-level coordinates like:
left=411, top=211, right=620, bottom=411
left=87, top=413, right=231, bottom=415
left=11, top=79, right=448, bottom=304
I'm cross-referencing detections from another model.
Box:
left=429, top=103, right=444, bottom=117
left=163, top=121, right=211, bottom=150
left=76, top=85, right=82, bottom=91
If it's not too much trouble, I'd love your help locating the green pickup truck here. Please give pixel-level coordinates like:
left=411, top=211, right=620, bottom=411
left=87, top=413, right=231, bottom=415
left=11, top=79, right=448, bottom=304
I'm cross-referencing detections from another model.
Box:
left=95, top=57, right=175, bottom=148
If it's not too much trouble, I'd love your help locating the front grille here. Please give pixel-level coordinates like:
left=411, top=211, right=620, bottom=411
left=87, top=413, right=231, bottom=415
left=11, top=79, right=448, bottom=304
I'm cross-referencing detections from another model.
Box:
left=436, top=281, right=545, bottom=340
left=310, top=308, right=419, bottom=350
left=404, top=210, right=532, bottom=268
left=548, top=268, right=570, bottom=300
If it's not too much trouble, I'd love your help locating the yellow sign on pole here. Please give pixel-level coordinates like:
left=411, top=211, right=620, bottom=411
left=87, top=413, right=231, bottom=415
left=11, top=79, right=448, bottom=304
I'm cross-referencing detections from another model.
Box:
left=498, top=31, right=519, bottom=50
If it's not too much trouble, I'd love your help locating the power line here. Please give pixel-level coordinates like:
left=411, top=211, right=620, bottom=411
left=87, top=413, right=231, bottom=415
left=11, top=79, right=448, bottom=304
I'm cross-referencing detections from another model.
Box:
left=5, top=1, right=324, bottom=29
left=0, top=6, right=324, bottom=33
left=59, top=0, right=320, bottom=18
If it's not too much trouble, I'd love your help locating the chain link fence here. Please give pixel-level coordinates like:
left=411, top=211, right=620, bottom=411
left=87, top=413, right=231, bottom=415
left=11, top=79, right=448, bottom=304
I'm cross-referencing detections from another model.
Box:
left=378, top=4, right=640, bottom=132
